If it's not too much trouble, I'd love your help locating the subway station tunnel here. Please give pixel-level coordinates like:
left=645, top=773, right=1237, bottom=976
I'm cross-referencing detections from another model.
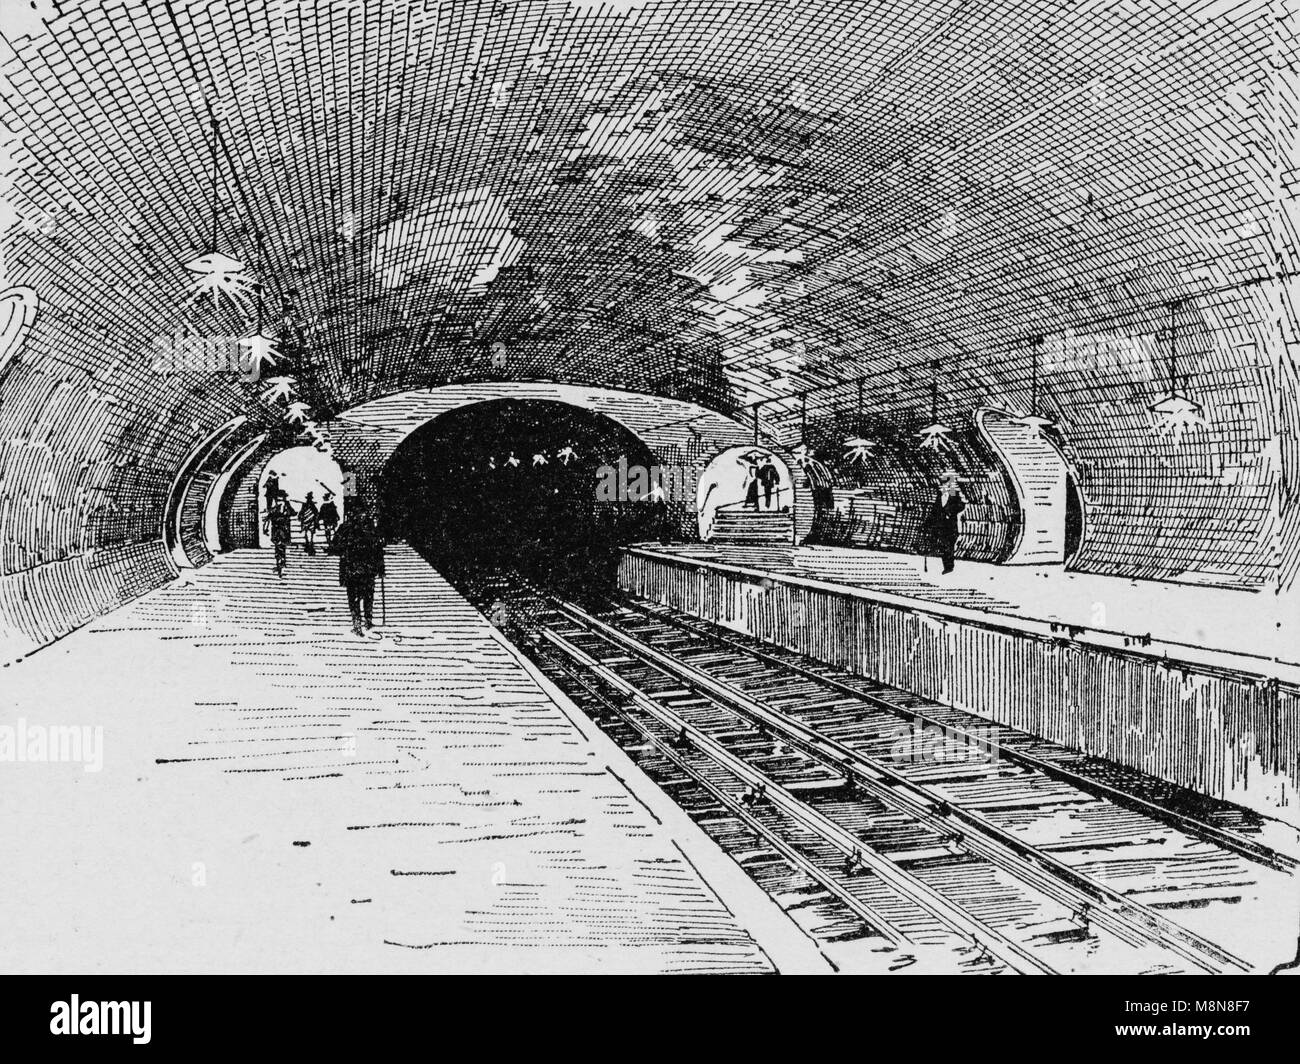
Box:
left=1, top=0, right=1300, bottom=975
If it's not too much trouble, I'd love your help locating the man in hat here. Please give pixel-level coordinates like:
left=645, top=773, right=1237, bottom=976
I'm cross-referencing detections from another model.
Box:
left=263, top=469, right=280, bottom=513
left=298, top=491, right=320, bottom=555
left=329, top=498, right=386, bottom=636
left=757, top=456, right=781, bottom=510
left=319, top=491, right=340, bottom=547
left=263, top=490, right=295, bottom=578
left=924, top=469, right=966, bottom=575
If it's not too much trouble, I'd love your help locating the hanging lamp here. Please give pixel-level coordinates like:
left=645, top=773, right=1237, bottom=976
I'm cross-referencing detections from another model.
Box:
left=917, top=360, right=952, bottom=451
left=238, top=285, right=280, bottom=380
left=183, top=115, right=257, bottom=319
left=1148, top=301, right=1207, bottom=444
left=842, top=379, right=874, bottom=463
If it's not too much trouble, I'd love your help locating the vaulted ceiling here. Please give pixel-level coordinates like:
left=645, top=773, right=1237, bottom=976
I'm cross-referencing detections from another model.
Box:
left=2, top=0, right=1293, bottom=419
left=0, top=0, right=1297, bottom=603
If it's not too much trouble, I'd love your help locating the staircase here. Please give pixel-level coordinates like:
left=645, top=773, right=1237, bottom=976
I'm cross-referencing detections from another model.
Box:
left=976, top=408, right=1069, bottom=564
left=708, top=507, right=794, bottom=545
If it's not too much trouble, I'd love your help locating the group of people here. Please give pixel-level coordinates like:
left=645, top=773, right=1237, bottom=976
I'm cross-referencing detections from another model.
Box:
left=738, top=455, right=783, bottom=511
left=262, top=470, right=385, bottom=637
left=263, top=470, right=342, bottom=570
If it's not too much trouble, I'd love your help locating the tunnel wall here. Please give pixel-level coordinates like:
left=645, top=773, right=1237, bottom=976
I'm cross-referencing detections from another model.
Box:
left=0, top=541, right=173, bottom=664
left=1041, top=286, right=1287, bottom=588
left=218, top=466, right=261, bottom=551
left=808, top=429, right=1018, bottom=562
left=0, top=328, right=250, bottom=664
left=769, top=285, right=1295, bottom=589
left=619, top=548, right=1300, bottom=828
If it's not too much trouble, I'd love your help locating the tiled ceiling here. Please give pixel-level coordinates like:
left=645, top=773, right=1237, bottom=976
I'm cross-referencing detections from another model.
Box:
left=1, top=0, right=1293, bottom=426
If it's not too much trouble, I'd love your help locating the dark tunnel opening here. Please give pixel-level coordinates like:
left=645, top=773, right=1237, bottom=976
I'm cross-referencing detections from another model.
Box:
left=378, top=399, right=665, bottom=611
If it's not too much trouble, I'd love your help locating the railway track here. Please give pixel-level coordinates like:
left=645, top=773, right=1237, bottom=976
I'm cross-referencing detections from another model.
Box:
left=513, top=590, right=1293, bottom=975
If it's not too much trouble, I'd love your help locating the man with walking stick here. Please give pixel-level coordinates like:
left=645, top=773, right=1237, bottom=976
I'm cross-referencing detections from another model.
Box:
left=329, top=498, right=386, bottom=637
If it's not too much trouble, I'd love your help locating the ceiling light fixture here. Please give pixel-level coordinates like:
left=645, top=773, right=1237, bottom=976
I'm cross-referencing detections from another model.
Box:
left=238, top=287, right=280, bottom=380
left=842, top=380, right=875, bottom=464
left=918, top=360, right=952, bottom=451
left=183, top=116, right=256, bottom=319
left=1148, top=301, right=1207, bottom=444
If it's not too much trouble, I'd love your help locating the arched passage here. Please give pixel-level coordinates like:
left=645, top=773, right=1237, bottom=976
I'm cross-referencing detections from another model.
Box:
left=255, top=447, right=346, bottom=548
left=204, top=434, right=267, bottom=555
left=1065, top=471, right=1087, bottom=566
left=697, top=445, right=796, bottom=544
left=329, top=382, right=758, bottom=541
left=380, top=398, right=661, bottom=601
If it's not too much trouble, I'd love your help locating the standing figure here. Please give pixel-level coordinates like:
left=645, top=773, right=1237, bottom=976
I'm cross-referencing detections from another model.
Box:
left=924, top=469, right=966, bottom=575
left=319, top=492, right=340, bottom=547
left=739, top=458, right=760, bottom=510
left=263, top=491, right=296, bottom=578
left=299, top=491, right=320, bottom=556
left=330, top=499, right=386, bottom=636
left=757, top=458, right=781, bottom=511
left=263, top=470, right=280, bottom=514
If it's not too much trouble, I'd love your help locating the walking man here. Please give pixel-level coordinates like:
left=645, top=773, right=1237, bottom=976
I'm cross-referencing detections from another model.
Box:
left=299, top=491, right=320, bottom=556
left=319, top=492, right=340, bottom=547
left=264, top=490, right=295, bottom=578
left=757, top=457, right=781, bottom=511
left=330, top=499, right=385, bottom=636
left=263, top=469, right=280, bottom=513
left=924, top=469, right=966, bottom=575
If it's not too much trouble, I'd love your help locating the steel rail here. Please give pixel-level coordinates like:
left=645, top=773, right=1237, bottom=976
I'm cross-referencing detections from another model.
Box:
left=626, top=598, right=1299, bottom=876
left=553, top=599, right=1251, bottom=974
left=541, top=625, right=1059, bottom=975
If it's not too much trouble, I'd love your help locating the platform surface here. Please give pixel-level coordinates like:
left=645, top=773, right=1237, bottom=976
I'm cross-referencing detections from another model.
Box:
left=630, top=543, right=1299, bottom=682
left=0, top=545, right=829, bottom=974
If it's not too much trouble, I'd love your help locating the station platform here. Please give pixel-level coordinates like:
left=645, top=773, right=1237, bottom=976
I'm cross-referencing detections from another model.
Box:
left=619, top=543, right=1300, bottom=828
left=0, top=545, right=830, bottom=974
left=631, top=543, right=1298, bottom=679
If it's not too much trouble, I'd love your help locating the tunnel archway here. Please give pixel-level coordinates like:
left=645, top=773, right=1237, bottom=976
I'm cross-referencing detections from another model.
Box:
left=697, top=445, right=795, bottom=543
left=205, top=434, right=267, bottom=555
left=379, top=398, right=662, bottom=603
left=255, top=447, right=346, bottom=548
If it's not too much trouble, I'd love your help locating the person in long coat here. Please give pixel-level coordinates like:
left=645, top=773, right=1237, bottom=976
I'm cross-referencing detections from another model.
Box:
left=924, top=469, right=966, bottom=575
left=263, top=491, right=295, bottom=577
left=319, top=492, right=341, bottom=547
left=329, top=499, right=386, bottom=636
left=740, top=460, right=760, bottom=510
left=298, top=492, right=320, bottom=556
left=263, top=470, right=280, bottom=512
left=757, top=458, right=781, bottom=510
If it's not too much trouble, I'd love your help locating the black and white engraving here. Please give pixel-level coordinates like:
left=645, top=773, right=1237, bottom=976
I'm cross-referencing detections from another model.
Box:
left=0, top=0, right=1298, bottom=979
